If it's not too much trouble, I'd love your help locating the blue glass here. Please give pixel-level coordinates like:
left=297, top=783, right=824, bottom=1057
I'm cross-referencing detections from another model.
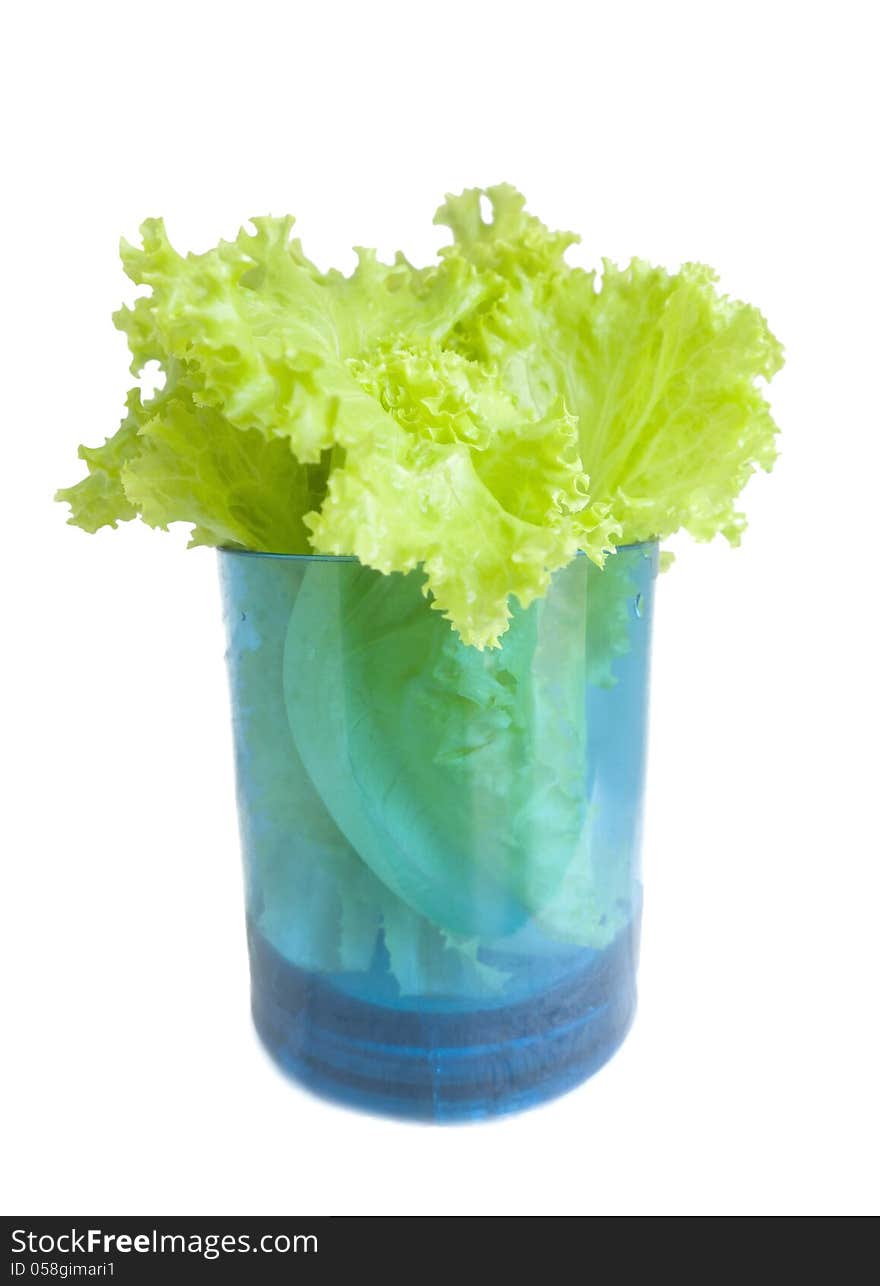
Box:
left=219, top=544, right=657, bottom=1120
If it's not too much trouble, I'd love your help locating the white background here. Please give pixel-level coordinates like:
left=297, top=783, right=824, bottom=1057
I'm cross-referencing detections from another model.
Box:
left=3, top=1, right=878, bottom=1217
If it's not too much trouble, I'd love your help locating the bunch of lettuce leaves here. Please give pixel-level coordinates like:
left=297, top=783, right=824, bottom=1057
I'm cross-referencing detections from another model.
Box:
left=57, top=185, right=782, bottom=648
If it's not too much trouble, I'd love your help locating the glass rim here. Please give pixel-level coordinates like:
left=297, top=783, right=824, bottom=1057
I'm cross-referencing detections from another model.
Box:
left=217, top=539, right=658, bottom=565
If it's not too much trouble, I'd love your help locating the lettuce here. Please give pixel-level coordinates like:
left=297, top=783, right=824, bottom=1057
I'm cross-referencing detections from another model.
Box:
left=221, top=553, right=510, bottom=995
left=57, top=187, right=782, bottom=645
left=283, top=559, right=592, bottom=938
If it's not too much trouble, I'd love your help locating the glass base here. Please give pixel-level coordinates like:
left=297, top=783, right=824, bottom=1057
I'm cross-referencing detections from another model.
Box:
left=247, top=922, right=638, bottom=1121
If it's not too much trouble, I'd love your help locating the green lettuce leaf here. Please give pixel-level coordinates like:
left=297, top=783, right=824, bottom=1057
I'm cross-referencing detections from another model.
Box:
left=437, top=184, right=783, bottom=546
left=223, top=551, right=510, bottom=995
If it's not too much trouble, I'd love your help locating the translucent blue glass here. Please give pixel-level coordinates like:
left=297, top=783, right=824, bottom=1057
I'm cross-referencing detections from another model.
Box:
left=219, top=544, right=658, bottom=1120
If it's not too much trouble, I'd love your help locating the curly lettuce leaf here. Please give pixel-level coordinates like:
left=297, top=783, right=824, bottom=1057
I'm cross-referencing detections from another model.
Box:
left=121, top=383, right=319, bottom=552
left=55, top=390, right=143, bottom=533
left=437, top=185, right=783, bottom=546
left=57, top=367, right=319, bottom=551
left=308, top=341, right=613, bottom=645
